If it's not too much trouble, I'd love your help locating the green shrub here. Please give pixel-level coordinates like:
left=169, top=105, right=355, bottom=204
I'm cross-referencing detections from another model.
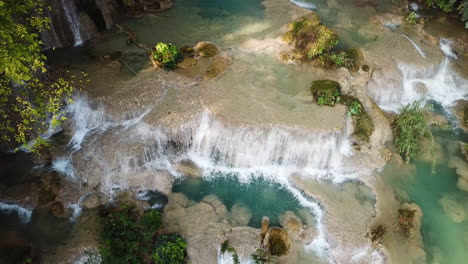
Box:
left=153, top=234, right=187, bottom=264
left=393, top=101, right=434, bottom=165
left=251, top=248, right=275, bottom=264
left=316, top=51, right=356, bottom=69
left=310, top=80, right=341, bottom=106
left=340, top=95, right=374, bottom=141
left=152, top=42, right=182, bottom=69
left=99, top=205, right=163, bottom=264
left=220, top=240, right=240, bottom=264
left=406, top=11, right=418, bottom=24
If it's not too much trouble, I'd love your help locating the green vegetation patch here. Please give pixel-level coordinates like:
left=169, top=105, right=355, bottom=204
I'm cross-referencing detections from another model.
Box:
left=393, top=101, right=434, bottom=165
left=282, top=14, right=364, bottom=69
left=99, top=203, right=187, bottom=264
left=220, top=240, right=240, bottom=264
left=341, top=95, right=375, bottom=141
left=310, top=80, right=341, bottom=106
left=152, top=42, right=182, bottom=69
left=282, top=14, right=338, bottom=61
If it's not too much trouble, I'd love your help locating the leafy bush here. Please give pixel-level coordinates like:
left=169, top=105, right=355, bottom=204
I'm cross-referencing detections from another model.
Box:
left=406, top=11, right=418, bottom=24
left=393, top=101, right=434, bottom=164
left=310, top=80, right=341, bottom=106
left=153, top=234, right=187, bottom=264
left=220, top=240, right=240, bottom=264
left=152, top=42, right=182, bottom=69
left=99, top=204, right=163, bottom=264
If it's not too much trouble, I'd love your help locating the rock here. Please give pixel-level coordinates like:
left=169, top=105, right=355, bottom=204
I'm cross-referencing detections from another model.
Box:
left=424, top=111, right=449, bottom=130
left=264, top=227, right=291, bottom=256
left=439, top=193, right=467, bottom=223
left=452, top=100, right=468, bottom=133
left=106, top=60, right=122, bottom=70
left=448, top=157, right=468, bottom=192
left=229, top=203, right=252, bottom=226
left=177, top=57, right=197, bottom=69
left=260, top=216, right=270, bottom=242
left=80, top=192, right=104, bottom=209
left=168, top=193, right=190, bottom=208
left=281, top=13, right=338, bottom=62
left=50, top=201, right=65, bottom=218
left=204, top=56, right=231, bottom=80
left=173, top=159, right=202, bottom=177
left=41, top=171, right=61, bottom=196
left=37, top=188, right=56, bottom=206
left=279, top=211, right=302, bottom=238
left=310, top=80, right=341, bottom=106
left=202, top=195, right=228, bottom=221
left=194, top=42, right=219, bottom=57
left=398, top=203, right=423, bottom=238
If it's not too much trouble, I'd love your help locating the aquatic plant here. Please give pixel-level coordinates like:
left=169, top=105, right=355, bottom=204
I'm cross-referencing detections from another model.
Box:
left=220, top=240, right=240, bottom=264
left=152, top=42, right=182, bottom=69
left=316, top=51, right=356, bottom=69
left=153, top=234, right=187, bottom=264
left=310, top=80, right=341, bottom=106
left=393, top=101, right=434, bottom=165
left=406, top=11, right=418, bottom=24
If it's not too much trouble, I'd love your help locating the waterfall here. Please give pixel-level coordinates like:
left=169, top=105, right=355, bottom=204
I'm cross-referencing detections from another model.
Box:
left=402, top=34, right=427, bottom=59
left=53, top=95, right=367, bottom=262
left=0, top=202, right=32, bottom=224
left=61, top=0, right=84, bottom=46
left=368, top=39, right=468, bottom=112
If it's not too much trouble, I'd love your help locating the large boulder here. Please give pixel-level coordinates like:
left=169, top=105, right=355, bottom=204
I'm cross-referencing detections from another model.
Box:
left=281, top=13, right=338, bottom=61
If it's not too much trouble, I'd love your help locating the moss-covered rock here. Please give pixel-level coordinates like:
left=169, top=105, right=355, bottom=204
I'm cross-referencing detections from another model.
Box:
left=341, top=95, right=374, bottom=141
left=264, top=227, right=291, bottom=256
left=282, top=14, right=338, bottom=61
left=310, top=80, right=341, bottom=106
left=194, top=41, right=218, bottom=57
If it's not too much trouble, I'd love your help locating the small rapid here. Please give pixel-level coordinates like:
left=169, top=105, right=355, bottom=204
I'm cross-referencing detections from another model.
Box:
left=368, top=38, right=468, bottom=112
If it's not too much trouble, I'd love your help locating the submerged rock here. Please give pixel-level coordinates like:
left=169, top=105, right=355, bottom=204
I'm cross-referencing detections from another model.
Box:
left=173, top=159, right=202, bottom=178
left=398, top=203, right=423, bottom=238
left=229, top=203, right=252, bottom=226
left=194, top=42, right=219, bottom=57
left=439, top=193, right=468, bottom=223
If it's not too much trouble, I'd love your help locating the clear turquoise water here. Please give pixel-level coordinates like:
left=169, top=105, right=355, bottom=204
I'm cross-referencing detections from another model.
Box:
left=386, top=132, right=468, bottom=263
left=173, top=174, right=309, bottom=227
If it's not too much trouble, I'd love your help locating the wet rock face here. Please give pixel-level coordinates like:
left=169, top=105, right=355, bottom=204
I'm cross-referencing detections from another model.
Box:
left=41, top=0, right=120, bottom=49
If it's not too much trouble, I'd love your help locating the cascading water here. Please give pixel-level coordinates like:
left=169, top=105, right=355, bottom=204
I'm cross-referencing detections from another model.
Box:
left=368, top=38, right=468, bottom=112
left=0, top=202, right=32, bottom=224
left=289, top=0, right=317, bottom=10
left=401, top=34, right=427, bottom=59
left=53, top=95, right=372, bottom=262
left=61, top=0, right=83, bottom=46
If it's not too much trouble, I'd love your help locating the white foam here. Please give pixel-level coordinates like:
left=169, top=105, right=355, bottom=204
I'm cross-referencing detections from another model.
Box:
left=369, top=40, right=468, bottom=112
left=402, top=34, right=427, bottom=59
left=410, top=3, right=419, bottom=11
left=439, top=38, right=458, bottom=59
left=68, top=202, right=83, bottom=222
left=290, top=0, right=317, bottom=10
left=0, top=202, right=32, bottom=224
left=52, top=156, right=75, bottom=180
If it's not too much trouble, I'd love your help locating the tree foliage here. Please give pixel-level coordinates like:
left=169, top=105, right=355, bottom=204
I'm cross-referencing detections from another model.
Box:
left=426, top=0, right=468, bottom=27
left=393, top=101, right=434, bottom=165
left=152, top=234, right=187, bottom=264
left=0, top=0, right=76, bottom=152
